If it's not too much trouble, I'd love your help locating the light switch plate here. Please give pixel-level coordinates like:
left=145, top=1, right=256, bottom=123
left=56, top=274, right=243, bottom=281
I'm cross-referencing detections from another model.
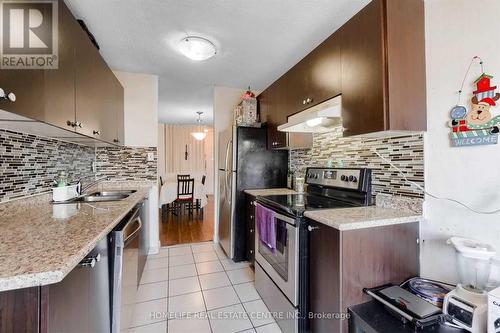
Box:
left=147, top=152, right=154, bottom=162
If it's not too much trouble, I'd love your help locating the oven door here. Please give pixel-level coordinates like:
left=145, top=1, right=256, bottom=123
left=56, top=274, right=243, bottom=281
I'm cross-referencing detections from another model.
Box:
left=255, top=210, right=299, bottom=306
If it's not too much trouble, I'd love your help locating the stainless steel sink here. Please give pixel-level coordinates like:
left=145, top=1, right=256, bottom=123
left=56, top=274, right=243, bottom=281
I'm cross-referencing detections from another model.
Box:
left=53, top=190, right=136, bottom=204
left=78, top=194, right=129, bottom=202
left=86, top=190, right=137, bottom=197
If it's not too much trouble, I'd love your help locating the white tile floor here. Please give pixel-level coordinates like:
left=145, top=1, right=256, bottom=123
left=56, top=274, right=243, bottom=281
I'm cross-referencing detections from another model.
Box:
left=126, top=242, right=282, bottom=333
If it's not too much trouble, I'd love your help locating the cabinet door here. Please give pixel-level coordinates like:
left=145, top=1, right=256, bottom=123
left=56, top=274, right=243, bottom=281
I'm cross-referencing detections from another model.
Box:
left=267, top=82, right=287, bottom=149
left=0, top=71, right=44, bottom=120
left=112, top=75, right=125, bottom=145
left=308, top=220, right=342, bottom=333
left=43, top=0, right=77, bottom=130
left=74, top=27, right=106, bottom=139
left=0, top=287, right=41, bottom=333
left=245, top=194, right=256, bottom=263
left=308, top=32, right=341, bottom=105
left=283, top=59, right=310, bottom=115
left=48, top=265, right=90, bottom=333
left=340, top=0, right=385, bottom=137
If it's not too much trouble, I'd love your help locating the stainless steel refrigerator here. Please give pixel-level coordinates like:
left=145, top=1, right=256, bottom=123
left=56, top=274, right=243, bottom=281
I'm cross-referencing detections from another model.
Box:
left=218, top=126, right=288, bottom=261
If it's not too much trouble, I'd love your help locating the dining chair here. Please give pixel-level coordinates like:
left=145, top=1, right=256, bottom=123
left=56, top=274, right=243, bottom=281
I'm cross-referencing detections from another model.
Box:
left=194, top=175, right=207, bottom=219
left=173, top=178, right=195, bottom=217
left=177, top=174, right=190, bottom=181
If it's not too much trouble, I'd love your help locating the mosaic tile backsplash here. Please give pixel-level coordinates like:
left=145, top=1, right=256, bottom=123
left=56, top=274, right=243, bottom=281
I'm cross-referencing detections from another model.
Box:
left=96, top=146, right=157, bottom=181
left=290, top=126, right=424, bottom=198
left=0, top=129, right=157, bottom=202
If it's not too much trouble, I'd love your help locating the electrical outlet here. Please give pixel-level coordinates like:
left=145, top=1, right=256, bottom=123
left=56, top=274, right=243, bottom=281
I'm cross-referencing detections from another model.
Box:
left=147, top=152, right=154, bottom=162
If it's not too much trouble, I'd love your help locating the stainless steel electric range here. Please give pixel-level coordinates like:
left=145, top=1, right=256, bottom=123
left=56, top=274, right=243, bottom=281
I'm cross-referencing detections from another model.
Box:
left=254, top=167, right=373, bottom=333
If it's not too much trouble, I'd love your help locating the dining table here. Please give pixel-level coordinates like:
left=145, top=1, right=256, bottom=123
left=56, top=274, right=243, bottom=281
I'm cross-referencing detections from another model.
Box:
left=158, top=179, right=208, bottom=209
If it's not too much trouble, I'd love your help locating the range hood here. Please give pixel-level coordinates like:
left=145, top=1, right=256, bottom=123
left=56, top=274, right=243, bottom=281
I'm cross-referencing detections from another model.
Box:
left=278, top=95, right=342, bottom=133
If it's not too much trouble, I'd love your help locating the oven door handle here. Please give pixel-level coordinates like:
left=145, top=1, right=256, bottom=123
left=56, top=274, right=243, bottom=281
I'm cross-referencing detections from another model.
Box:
left=273, top=211, right=296, bottom=226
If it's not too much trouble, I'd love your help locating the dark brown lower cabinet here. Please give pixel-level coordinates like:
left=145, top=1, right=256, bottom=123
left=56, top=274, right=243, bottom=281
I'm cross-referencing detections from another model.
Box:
left=0, top=238, right=109, bottom=333
left=0, top=286, right=43, bottom=332
left=308, top=220, right=419, bottom=333
left=245, top=194, right=256, bottom=264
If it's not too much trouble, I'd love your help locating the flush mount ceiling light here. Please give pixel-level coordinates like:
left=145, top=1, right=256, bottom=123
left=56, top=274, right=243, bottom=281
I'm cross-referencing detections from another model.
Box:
left=178, top=36, right=217, bottom=61
left=191, top=111, right=207, bottom=140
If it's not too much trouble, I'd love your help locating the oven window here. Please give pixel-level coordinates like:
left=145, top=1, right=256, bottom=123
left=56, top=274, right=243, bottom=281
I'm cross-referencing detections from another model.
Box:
left=258, top=217, right=289, bottom=281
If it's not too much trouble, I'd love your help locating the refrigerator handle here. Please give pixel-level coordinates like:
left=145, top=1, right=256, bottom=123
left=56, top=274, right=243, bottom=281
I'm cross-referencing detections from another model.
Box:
left=224, top=139, right=231, bottom=172
left=225, top=139, right=232, bottom=203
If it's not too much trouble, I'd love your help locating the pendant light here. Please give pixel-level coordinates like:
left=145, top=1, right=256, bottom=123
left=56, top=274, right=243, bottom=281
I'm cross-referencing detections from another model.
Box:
left=191, top=111, right=207, bottom=141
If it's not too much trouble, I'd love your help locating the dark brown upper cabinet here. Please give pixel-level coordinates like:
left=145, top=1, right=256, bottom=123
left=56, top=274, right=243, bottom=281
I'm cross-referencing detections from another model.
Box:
left=258, top=0, right=426, bottom=141
left=341, top=0, right=426, bottom=136
left=0, top=0, right=124, bottom=146
left=260, top=79, right=288, bottom=149
left=43, top=1, right=79, bottom=130
left=285, top=32, right=342, bottom=114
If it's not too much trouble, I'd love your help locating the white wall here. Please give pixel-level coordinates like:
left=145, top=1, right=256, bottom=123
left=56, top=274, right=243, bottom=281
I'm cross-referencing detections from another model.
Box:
left=114, top=71, right=159, bottom=147
left=213, top=86, right=246, bottom=243
left=422, top=0, right=500, bottom=283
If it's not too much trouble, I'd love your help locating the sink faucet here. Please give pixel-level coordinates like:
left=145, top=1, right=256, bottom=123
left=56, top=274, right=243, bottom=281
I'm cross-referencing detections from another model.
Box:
left=76, top=176, right=111, bottom=195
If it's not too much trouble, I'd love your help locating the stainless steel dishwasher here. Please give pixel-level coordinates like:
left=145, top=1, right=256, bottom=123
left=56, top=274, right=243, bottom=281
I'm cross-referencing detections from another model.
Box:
left=109, top=202, right=144, bottom=333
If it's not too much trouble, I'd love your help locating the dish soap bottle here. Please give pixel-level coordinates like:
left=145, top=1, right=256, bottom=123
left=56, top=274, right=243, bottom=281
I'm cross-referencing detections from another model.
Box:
left=56, top=171, right=68, bottom=187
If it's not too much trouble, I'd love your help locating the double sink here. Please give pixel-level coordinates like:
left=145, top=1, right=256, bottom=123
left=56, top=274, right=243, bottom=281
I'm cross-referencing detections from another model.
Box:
left=55, top=190, right=137, bottom=204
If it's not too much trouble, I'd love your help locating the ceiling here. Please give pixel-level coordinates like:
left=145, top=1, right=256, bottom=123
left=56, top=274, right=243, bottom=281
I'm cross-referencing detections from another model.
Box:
left=65, top=0, right=370, bottom=125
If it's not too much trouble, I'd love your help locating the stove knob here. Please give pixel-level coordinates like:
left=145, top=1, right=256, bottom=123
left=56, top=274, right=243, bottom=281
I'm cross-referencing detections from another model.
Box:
left=314, top=174, right=319, bottom=179
left=349, top=175, right=357, bottom=182
left=341, top=175, right=347, bottom=181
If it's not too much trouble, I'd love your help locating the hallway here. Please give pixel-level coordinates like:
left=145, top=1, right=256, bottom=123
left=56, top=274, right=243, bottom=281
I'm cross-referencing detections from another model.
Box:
left=160, top=196, right=214, bottom=246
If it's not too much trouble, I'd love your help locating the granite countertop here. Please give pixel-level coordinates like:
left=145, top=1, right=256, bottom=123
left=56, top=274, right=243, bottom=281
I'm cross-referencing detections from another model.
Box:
left=304, top=206, right=422, bottom=231
left=0, top=182, right=152, bottom=292
left=244, top=188, right=297, bottom=196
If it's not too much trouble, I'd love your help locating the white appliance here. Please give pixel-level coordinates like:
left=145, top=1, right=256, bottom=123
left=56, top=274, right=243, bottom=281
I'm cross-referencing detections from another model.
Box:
left=443, top=237, right=496, bottom=332
left=488, top=286, right=500, bottom=333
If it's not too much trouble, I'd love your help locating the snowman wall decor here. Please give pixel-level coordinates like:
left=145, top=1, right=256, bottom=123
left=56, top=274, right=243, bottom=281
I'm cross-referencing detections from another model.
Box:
left=449, top=73, right=500, bottom=147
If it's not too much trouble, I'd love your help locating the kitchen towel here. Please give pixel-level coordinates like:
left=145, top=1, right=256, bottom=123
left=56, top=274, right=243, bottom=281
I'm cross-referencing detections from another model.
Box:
left=255, top=203, right=276, bottom=252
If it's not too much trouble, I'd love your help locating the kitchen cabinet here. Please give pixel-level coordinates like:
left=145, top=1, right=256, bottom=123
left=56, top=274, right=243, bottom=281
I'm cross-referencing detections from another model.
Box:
left=0, top=239, right=110, bottom=333
left=43, top=1, right=79, bottom=130
left=308, top=220, right=419, bottom=333
left=0, top=0, right=124, bottom=146
left=284, top=32, right=342, bottom=114
left=258, top=0, right=425, bottom=141
left=0, top=286, right=43, bottom=333
left=245, top=193, right=256, bottom=263
left=340, top=0, right=426, bottom=136
left=259, top=80, right=286, bottom=150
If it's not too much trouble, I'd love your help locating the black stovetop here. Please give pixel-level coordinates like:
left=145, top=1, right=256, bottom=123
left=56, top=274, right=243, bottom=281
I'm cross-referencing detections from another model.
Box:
left=257, top=193, right=356, bottom=217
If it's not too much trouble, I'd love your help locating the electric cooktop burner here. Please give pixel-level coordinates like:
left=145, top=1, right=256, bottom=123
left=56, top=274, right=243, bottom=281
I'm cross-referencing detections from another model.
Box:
left=258, top=193, right=355, bottom=216
left=256, top=167, right=373, bottom=217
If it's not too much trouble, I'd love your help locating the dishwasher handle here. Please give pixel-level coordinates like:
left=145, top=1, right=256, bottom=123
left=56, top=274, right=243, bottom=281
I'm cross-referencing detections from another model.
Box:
left=124, top=216, right=142, bottom=246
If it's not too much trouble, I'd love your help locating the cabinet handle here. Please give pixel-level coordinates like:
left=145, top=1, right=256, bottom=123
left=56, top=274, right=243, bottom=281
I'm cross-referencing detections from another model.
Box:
left=79, top=253, right=101, bottom=268
left=250, top=215, right=254, bottom=219
left=93, top=130, right=100, bottom=136
left=250, top=250, right=254, bottom=254
left=306, top=97, right=313, bottom=104
left=302, top=99, right=306, bottom=105
left=0, top=88, right=16, bottom=102
left=250, top=228, right=254, bottom=233
left=66, top=120, right=74, bottom=127
left=113, top=139, right=120, bottom=143
left=75, top=122, right=82, bottom=128
left=307, top=225, right=319, bottom=232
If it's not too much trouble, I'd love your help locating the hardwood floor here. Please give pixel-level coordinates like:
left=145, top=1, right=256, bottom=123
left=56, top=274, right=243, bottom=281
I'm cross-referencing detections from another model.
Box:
left=159, top=195, right=214, bottom=246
